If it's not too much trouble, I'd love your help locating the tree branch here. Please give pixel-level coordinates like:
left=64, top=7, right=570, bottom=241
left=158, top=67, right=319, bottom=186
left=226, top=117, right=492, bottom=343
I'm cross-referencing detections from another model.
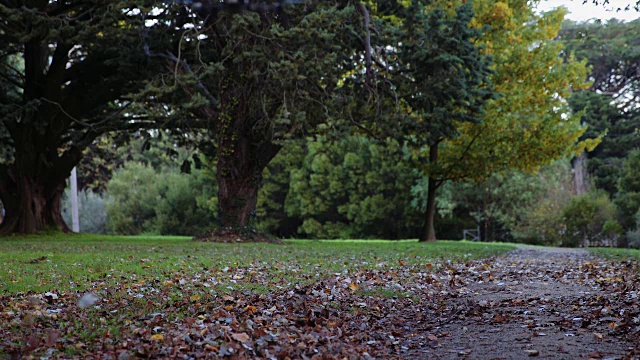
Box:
left=356, top=1, right=373, bottom=87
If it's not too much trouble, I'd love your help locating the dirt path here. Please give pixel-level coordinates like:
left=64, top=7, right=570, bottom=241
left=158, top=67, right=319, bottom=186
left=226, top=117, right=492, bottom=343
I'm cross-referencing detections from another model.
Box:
left=407, top=246, right=640, bottom=360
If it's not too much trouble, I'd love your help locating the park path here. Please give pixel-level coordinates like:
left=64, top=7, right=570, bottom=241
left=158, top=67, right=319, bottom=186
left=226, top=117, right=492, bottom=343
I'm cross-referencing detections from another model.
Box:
left=404, top=246, right=640, bottom=359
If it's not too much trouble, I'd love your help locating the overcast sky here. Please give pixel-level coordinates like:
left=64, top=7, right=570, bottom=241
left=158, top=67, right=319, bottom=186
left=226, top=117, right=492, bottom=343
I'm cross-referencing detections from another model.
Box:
left=536, top=0, right=640, bottom=21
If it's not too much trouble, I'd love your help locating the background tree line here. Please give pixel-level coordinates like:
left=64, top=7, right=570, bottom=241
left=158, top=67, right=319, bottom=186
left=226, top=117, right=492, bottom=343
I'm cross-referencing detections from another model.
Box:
left=3, top=1, right=640, bottom=247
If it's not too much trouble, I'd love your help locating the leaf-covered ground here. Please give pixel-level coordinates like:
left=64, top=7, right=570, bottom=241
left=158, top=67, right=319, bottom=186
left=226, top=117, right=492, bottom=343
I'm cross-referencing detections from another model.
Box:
left=0, top=240, right=638, bottom=359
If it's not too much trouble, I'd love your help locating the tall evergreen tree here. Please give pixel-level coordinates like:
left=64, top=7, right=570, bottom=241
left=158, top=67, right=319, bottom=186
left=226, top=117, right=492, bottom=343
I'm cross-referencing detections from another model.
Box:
left=141, top=1, right=397, bottom=229
left=0, top=0, right=161, bottom=234
left=414, top=0, right=594, bottom=241
left=561, top=19, right=640, bottom=199
left=398, top=2, right=496, bottom=242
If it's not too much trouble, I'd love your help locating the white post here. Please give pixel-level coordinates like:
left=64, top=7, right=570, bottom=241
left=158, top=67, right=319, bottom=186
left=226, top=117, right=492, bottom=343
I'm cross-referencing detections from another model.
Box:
left=70, top=167, right=80, bottom=232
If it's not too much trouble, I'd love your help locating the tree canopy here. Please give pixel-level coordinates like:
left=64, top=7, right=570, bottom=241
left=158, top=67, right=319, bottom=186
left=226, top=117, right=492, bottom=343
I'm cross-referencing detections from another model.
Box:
left=560, top=19, right=640, bottom=200
left=0, top=0, right=166, bottom=234
left=0, top=0, right=610, bottom=239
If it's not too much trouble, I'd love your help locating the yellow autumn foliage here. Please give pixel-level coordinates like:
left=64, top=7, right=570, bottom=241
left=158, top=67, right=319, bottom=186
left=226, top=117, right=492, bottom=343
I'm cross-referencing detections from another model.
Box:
left=425, top=0, right=597, bottom=180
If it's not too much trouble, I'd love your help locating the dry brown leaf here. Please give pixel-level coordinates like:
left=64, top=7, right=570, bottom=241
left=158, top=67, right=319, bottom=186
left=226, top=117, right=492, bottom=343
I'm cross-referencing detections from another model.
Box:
left=232, top=332, right=251, bottom=343
left=525, top=349, right=539, bottom=357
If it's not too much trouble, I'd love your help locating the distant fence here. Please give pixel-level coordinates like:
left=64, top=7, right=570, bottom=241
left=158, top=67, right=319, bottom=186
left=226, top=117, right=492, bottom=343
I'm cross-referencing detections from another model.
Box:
left=463, top=227, right=480, bottom=241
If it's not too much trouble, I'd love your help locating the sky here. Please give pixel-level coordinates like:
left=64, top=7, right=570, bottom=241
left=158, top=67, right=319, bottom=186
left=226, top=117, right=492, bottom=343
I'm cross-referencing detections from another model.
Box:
left=536, top=0, right=640, bottom=21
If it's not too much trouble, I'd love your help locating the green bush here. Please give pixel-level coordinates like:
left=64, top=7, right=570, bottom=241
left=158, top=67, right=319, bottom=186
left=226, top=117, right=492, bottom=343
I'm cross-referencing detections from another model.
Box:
left=615, top=149, right=640, bottom=230
left=105, top=162, right=216, bottom=235
left=627, top=229, right=640, bottom=249
left=284, top=137, right=423, bottom=239
left=517, top=197, right=567, bottom=246
left=562, top=191, right=621, bottom=247
left=500, top=161, right=574, bottom=245
left=626, top=212, right=640, bottom=249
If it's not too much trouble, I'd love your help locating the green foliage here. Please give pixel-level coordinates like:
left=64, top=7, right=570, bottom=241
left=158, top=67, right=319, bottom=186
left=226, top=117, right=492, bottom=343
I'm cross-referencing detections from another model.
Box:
left=0, top=0, right=174, bottom=233
left=567, top=92, right=640, bottom=196
left=256, top=141, right=306, bottom=237
left=398, top=2, right=495, bottom=148
left=431, top=169, right=549, bottom=242
left=626, top=213, right=640, bottom=249
left=105, top=163, right=216, bottom=235
left=503, top=161, right=575, bottom=245
left=615, top=149, right=640, bottom=231
left=562, top=20, right=640, bottom=210
left=495, top=163, right=621, bottom=248
left=560, top=19, right=640, bottom=109
left=77, top=132, right=207, bottom=193
left=140, top=1, right=383, bottom=228
left=285, top=137, right=423, bottom=239
left=562, top=191, right=621, bottom=247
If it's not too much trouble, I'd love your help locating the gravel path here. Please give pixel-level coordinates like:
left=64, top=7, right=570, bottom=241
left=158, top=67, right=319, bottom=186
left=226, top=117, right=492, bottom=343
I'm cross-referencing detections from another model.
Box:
left=411, top=246, right=640, bottom=360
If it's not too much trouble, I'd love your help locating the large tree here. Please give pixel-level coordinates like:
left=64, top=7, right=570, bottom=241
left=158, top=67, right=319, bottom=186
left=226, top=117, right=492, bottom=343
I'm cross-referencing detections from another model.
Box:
left=560, top=19, right=640, bottom=198
left=397, top=2, right=496, bottom=242
left=142, top=1, right=408, bottom=228
left=414, top=0, right=595, bottom=241
left=0, top=0, right=164, bottom=234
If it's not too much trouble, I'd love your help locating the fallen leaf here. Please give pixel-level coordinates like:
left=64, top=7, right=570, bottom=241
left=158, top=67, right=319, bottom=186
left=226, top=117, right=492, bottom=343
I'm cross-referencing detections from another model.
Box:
left=232, top=332, right=250, bottom=343
left=45, top=329, right=60, bottom=347
left=587, top=350, right=603, bottom=359
left=26, top=256, right=47, bottom=264
left=348, top=282, right=360, bottom=291
left=525, top=349, right=539, bottom=356
left=492, top=314, right=507, bottom=323
left=150, top=334, right=163, bottom=341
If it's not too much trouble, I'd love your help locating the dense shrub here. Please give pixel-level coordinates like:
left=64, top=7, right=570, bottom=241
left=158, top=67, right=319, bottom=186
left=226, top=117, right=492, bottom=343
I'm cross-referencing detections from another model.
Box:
left=615, top=150, right=640, bottom=230
left=626, top=212, right=640, bottom=249
left=255, top=141, right=306, bottom=237
left=105, top=162, right=216, bottom=235
left=284, top=137, right=423, bottom=239
left=561, top=191, right=621, bottom=247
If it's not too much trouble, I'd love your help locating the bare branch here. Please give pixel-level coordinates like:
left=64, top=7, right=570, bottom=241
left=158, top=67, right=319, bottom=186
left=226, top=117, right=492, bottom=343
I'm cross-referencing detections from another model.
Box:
left=356, top=1, right=373, bottom=87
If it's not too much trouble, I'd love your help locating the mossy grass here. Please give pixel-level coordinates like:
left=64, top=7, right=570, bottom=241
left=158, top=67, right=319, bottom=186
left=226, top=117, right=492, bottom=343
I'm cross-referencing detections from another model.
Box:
left=589, top=247, right=640, bottom=261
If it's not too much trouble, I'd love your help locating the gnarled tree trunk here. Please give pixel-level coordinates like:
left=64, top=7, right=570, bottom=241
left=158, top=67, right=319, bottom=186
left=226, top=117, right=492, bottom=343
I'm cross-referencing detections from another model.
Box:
left=0, top=129, right=81, bottom=235
left=0, top=168, right=70, bottom=235
left=216, top=128, right=280, bottom=228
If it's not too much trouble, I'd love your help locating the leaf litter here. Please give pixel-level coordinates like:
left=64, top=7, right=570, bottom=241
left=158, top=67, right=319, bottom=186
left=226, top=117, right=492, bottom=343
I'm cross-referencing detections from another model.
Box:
left=1, top=246, right=639, bottom=359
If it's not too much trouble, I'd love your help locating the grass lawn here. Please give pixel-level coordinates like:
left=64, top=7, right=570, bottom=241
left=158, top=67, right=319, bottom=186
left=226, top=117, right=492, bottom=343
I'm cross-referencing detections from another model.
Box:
left=0, top=235, right=516, bottom=358
left=589, top=247, right=640, bottom=261
left=0, top=234, right=514, bottom=295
